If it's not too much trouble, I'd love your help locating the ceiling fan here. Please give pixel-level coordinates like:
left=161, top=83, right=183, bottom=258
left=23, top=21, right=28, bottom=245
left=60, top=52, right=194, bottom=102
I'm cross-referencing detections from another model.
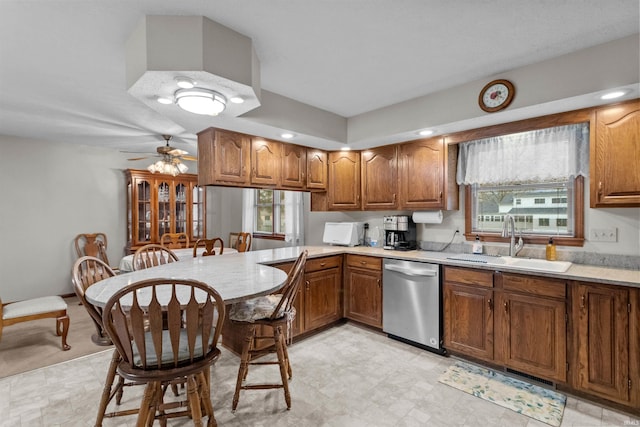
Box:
left=127, top=134, right=197, bottom=162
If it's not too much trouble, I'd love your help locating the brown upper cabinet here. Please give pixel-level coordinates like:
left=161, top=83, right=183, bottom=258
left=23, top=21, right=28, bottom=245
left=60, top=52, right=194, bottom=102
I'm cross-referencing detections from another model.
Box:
left=197, top=128, right=250, bottom=186
left=251, top=137, right=281, bottom=186
left=327, top=150, right=361, bottom=210
left=398, top=137, right=446, bottom=209
left=361, top=145, right=398, bottom=210
left=591, top=99, right=640, bottom=207
left=306, top=149, right=328, bottom=190
left=198, top=127, right=327, bottom=191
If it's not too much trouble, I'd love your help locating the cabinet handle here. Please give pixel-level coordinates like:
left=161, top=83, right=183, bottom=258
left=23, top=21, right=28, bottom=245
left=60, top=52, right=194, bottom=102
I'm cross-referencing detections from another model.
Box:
left=597, top=181, right=602, bottom=201
left=488, top=299, right=493, bottom=310
left=361, top=261, right=367, bottom=265
left=439, top=191, right=443, bottom=200
left=320, top=262, right=326, bottom=267
left=377, top=279, right=381, bottom=287
left=393, top=193, right=396, bottom=203
left=305, top=280, right=310, bottom=291
left=580, top=295, right=585, bottom=309
left=504, top=301, right=509, bottom=313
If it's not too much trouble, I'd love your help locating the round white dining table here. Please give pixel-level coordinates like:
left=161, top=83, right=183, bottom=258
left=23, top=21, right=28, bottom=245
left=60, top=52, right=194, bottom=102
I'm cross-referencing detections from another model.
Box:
left=86, top=252, right=287, bottom=308
left=118, top=247, right=237, bottom=273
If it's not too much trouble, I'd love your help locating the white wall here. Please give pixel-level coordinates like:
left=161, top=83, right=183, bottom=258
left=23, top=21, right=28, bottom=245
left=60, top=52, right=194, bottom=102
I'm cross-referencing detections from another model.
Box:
left=0, top=135, right=134, bottom=302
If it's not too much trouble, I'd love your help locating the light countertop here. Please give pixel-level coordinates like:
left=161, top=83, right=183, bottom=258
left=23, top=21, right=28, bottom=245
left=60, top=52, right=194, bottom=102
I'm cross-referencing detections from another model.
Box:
left=245, top=245, right=640, bottom=288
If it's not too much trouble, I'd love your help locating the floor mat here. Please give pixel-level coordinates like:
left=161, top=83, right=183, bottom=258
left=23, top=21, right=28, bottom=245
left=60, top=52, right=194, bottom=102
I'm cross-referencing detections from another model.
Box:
left=438, top=360, right=566, bottom=426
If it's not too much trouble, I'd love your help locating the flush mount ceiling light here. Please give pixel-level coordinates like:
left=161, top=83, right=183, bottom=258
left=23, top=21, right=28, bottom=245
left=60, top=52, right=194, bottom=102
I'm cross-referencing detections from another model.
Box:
left=175, top=76, right=196, bottom=89
left=418, top=129, right=434, bottom=136
left=280, top=132, right=294, bottom=139
left=175, top=88, right=227, bottom=116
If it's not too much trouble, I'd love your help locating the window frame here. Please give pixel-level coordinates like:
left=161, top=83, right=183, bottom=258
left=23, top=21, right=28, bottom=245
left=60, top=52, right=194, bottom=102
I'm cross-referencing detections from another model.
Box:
left=464, top=176, right=584, bottom=246
left=253, top=189, right=286, bottom=241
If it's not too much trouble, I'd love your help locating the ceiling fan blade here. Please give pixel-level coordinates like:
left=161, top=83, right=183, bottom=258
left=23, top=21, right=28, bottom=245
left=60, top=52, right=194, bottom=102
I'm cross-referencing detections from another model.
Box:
left=127, top=156, right=151, bottom=161
left=181, top=155, right=198, bottom=161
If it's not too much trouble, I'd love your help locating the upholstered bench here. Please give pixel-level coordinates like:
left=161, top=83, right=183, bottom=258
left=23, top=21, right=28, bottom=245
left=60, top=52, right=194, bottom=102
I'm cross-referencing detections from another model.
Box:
left=0, top=296, right=71, bottom=350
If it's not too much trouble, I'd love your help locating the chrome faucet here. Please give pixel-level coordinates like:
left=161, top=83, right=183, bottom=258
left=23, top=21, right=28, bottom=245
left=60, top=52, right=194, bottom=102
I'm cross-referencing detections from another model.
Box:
left=502, top=214, right=524, bottom=257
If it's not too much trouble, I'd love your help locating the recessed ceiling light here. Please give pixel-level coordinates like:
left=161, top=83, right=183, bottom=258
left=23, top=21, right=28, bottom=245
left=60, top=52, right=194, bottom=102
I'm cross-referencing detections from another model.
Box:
left=418, top=129, right=434, bottom=136
left=281, top=133, right=294, bottom=139
left=341, top=147, right=351, bottom=151
left=600, top=90, right=627, bottom=100
left=175, top=76, right=195, bottom=89
left=156, top=96, right=173, bottom=105
left=230, top=96, right=245, bottom=104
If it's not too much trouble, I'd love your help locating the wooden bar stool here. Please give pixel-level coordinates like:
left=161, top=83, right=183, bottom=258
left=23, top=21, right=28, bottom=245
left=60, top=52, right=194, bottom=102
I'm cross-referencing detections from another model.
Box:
left=228, top=250, right=307, bottom=411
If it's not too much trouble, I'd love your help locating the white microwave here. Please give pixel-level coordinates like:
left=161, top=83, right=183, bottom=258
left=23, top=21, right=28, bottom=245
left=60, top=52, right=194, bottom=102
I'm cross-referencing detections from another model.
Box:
left=322, top=222, right=365, bottom=247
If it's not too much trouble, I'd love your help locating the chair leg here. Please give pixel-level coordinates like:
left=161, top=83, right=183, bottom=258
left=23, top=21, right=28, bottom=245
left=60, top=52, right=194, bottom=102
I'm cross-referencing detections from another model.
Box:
left=197, top=370, right=217, bottom=427
left=187, top=375, right=204, bottom=427
left=95, top=350, right=120, bottom=427
left=232, top=324, right=255, bottom=411
left=274, top=326, right=292, bottom=409
left=56, top=314, right=71, bottom=350
left=281, top=331, right=293, bottom=379
left=136, top=382, right=158, bottom=427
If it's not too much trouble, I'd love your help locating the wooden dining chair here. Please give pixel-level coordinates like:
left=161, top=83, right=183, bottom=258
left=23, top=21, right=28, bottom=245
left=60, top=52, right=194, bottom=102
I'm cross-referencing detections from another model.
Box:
left=235, top=232, right=252, bottom=252
left=72, top=256, right=142, bottom=426
left=71, top=256, right=115, bottom=346
left=228, top=250, right=308, bottom=411
left=102, top=278, right=225, bottom=427
left=192, top=238, right=224, bottom=257
left=132, top=244, right=179, bottom=271
left=74, top=233, right=114, bottom=267
left=160, top=232, right=190, bottom=249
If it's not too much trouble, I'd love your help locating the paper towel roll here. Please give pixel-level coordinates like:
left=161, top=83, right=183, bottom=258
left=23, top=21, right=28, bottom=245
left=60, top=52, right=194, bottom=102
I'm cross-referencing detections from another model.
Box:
left=412, top=210, right=443, bottom=224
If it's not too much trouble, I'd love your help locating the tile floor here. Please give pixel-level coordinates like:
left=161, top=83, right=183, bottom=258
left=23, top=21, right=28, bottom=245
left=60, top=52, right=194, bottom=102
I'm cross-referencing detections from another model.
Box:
left=1, top=323, right=638, bottom=426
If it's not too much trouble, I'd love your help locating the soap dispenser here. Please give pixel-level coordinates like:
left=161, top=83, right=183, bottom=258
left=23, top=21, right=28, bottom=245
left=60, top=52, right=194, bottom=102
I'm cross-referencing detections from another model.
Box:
left=472, top=235, right=483, bottom=254
left=546, top=238, right=557, bottom=261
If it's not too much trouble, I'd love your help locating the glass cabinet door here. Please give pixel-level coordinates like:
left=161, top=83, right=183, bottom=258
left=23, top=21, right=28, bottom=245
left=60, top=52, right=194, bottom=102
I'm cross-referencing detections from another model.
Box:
left=157, top=180, right=171, bottom=238
left=175, top=183, right=187, bottom=234
left=137, top=179, right=152, bottom=243
left=192, top=184, right=205, bottom=240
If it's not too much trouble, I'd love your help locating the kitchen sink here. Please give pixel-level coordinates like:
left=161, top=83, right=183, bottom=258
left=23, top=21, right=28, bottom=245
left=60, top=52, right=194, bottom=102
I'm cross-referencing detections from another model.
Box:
left=446, top=254, right=572, bottom=273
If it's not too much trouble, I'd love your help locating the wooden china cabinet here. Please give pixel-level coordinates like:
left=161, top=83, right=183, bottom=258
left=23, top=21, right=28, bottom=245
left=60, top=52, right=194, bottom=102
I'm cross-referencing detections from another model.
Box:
left=125, top=169, right=206, bottom=253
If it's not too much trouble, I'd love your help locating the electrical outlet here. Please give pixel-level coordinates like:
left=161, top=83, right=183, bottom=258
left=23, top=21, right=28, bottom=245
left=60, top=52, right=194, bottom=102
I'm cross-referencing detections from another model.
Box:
left=590, top=228, right=617, bottom=242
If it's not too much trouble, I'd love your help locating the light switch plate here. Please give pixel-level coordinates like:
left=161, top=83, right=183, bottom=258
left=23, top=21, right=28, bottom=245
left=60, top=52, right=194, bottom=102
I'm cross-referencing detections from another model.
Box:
left=590, top=228, right=617, bottom=242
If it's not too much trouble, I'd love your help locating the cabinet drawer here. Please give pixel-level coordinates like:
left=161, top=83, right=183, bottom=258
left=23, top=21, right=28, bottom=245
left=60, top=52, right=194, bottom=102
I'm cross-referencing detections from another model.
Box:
left=500, top=273, right=566, bottom=299
left=444, top=266, right=493, bottom=288
left=305, top=255, right=342, bottom=273
left=346, top=254, right=382, bottom=271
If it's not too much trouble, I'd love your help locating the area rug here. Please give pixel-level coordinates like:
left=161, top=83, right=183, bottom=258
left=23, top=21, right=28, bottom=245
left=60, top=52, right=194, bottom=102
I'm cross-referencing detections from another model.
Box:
left=438, top=360, right=566, bottom=426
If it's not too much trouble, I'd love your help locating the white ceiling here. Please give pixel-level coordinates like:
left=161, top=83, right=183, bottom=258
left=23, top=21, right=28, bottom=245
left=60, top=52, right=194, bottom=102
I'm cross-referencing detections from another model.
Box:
left=0, top=1, right=638, bottom=157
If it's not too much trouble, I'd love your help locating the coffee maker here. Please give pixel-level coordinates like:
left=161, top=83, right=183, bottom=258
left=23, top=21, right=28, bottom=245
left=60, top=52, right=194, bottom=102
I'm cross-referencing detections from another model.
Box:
left=382, top=215, right=417, bottom=250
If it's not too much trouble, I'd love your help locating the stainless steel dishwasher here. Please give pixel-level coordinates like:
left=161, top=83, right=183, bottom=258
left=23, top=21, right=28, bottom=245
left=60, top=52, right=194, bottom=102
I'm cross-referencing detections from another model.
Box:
left=382, top=259, right=444, bottom=354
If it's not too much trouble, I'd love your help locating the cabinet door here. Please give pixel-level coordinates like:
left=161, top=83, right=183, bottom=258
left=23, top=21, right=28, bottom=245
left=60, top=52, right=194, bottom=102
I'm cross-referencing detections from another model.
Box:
left=592, top=100, right=640, bottom=207
left=361, top=146, right=398, bottom=210
left=281, top=144, right=306, bottom=189
left=573, top=282, right=630, bottom=404
left=496, top=292, right=566, bottom=382
left=306, top=149, right=328, bottom=190
left=398, top=137, right=444, bottom=209
left=131, top=177, right=153, bottom=248
left=213, top=129, right=250, bottom=184
left=444, top=283, right=494, bottom=361
left=251, top=137, right=281, bottom=186
left=304, top=267, right=342, bottom=330
left=327, top=151, right=361, bottom=210
left=344, top=267, right=382, bottom=328
left=156, top=179, right=173, bottom=239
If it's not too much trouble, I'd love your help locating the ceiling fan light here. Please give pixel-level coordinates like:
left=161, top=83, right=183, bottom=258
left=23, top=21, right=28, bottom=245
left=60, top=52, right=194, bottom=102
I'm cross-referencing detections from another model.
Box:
left=156, top=96, right=173, bottom=105
left=177, top=162, right=189, bottom=174
left=175, top=88, right=226, bottom=116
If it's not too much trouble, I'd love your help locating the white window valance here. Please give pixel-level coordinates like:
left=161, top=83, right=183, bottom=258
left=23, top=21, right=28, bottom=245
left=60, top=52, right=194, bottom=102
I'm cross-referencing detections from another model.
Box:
left=456, top=123, right=589, bottom=185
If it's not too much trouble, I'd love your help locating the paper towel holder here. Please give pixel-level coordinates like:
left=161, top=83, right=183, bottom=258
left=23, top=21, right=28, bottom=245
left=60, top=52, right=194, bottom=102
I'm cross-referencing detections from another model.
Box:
left=412, top=210, right=443, bottom=224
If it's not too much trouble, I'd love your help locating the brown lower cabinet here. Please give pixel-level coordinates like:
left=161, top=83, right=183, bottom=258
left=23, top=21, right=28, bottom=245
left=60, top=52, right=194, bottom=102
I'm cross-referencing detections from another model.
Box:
left=443, top=266, right=567, bottom=383
left=221, top=255, right=342, bottom=354
left=344, top=254, right=383, bottom=328
left=571, top=281, right=639, bottom=407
